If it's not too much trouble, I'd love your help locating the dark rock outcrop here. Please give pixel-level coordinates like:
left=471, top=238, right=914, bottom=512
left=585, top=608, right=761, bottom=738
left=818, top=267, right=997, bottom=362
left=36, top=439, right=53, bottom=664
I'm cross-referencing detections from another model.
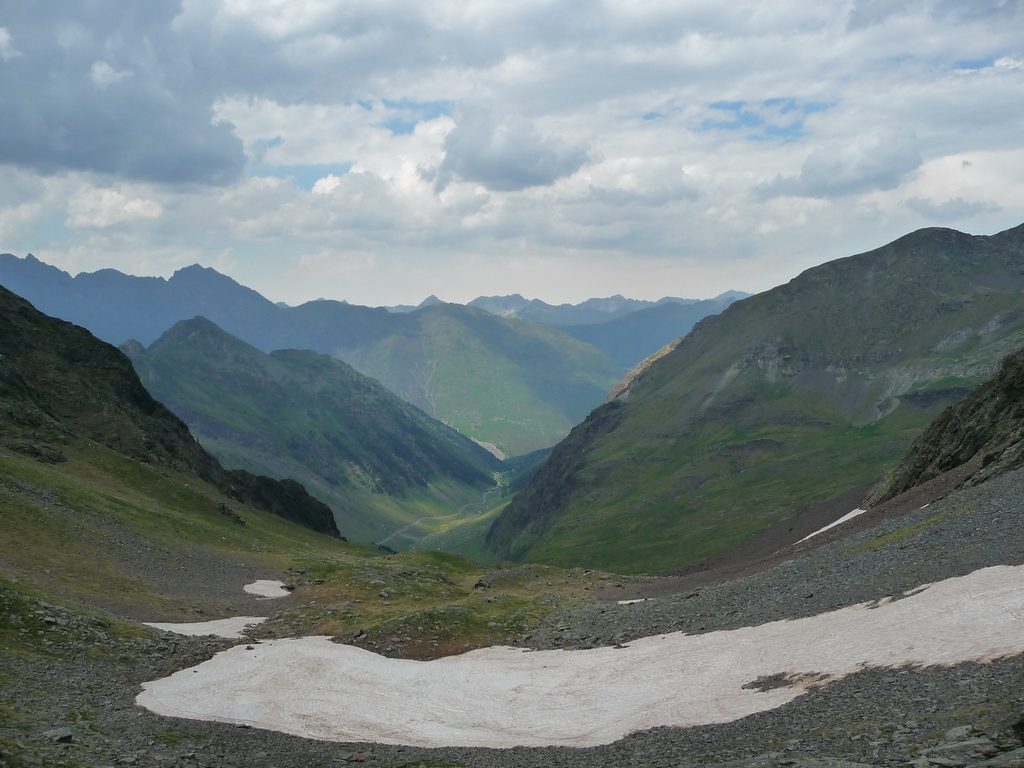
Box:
left=867, top=346, right=1024, bottom=505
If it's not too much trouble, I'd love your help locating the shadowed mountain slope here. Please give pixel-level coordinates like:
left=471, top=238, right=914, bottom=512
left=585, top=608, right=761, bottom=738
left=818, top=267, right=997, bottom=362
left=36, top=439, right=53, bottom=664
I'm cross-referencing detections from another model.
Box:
left=124, top=317, right=501, bottom=543
left=0, top=286, right=339, bottom=538
left=487, top=223, right=1024, bottom=573
left=0, top=257, right=625, bottom=456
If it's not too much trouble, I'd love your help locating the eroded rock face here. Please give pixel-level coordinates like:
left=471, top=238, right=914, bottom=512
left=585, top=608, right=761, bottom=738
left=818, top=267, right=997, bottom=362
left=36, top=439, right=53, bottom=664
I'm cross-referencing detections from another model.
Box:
left=867, top=348, right=1024, bottom=506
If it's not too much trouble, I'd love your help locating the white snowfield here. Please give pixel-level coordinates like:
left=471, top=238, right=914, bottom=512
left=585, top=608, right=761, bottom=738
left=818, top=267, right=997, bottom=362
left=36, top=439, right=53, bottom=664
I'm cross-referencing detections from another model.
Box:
left=138, top=565, right=1024, bottom=749
left=243, top=580, right=291, bottom=599
left=798, top=508, right=866, bottom=543
left=143, top=616, right=267, bottom=639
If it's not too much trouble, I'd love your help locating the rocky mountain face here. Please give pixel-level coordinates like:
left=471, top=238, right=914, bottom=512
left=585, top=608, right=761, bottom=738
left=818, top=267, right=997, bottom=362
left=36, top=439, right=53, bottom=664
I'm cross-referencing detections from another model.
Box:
left=124, top=317, right=500, bottom=542
left=0, top=257, right=625, bottom=456
left=0, top=286, right=340, bottom=538
left=867, top=345, right=1024, bottom=505
left=486, top=223, right=1024, bottom=573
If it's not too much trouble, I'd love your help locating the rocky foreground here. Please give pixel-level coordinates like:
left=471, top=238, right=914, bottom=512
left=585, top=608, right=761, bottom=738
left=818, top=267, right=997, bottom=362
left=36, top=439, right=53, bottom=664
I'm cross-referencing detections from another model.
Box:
left=5, top=461, right=1024, bottom=768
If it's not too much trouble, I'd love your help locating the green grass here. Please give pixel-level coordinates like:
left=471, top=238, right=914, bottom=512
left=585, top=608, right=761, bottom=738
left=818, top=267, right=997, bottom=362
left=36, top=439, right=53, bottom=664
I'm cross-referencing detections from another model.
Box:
left=344, top=305, right=626, bottom=456
left=0, top=439, right=611, bottom=657
left=126, top=318, right=502, bottom=544
left=490, top=230, right=1024, bottom=574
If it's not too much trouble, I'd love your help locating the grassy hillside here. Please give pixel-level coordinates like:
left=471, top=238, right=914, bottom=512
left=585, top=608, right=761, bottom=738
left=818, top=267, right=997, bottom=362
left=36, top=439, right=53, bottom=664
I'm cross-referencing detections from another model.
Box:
left=0, top=258, right=626, bottom=456
left=124, top=317, right=501, bottom=544
left=335, top=304, right=625, bottom=456
left=0, top=285, right=616, bottom=653
left=487, top=223, right=1024, bottom=574
left=0, top=286, right=338, bottom=538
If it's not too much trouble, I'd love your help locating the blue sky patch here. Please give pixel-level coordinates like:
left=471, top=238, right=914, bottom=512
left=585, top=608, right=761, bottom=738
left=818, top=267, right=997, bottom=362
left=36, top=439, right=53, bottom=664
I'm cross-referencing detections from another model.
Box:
left=698, top=98, right=832, bottom=142
left=955, top=57, right=995, bottom=70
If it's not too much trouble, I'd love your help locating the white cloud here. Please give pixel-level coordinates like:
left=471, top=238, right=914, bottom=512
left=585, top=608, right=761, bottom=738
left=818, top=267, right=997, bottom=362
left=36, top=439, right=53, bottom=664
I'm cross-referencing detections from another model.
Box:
left=67, top=188, right=163, bottom=229
left=1, top=0, right=1023, bottom=305
left=311, top=175, right=342, bottom=194
left=89, top=61, right=133, bottom=89
left=758, top=132, right=923, bottom=199
left=0, top=27, right=21, bottom=61
left=903, top=196, right=1001, bottom=221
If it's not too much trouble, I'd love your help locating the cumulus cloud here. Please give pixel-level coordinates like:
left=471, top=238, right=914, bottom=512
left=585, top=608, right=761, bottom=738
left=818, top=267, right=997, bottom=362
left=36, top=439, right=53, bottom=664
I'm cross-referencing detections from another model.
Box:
left=847, top=0, right=916, bottom=29
left=903, top=196, right=1002, bottom=221
left=67, top=188, right=163, bottom=228
left=757, top=133, right=923, bottom=199
left=933, top=0, right=1021, bottom=20
left=0, top=27, right=21, bottom=61
left=89, top=61, right=133, bottom=89
left=1, top=0, right=1024, bottom=305
left=0, top=1, right=244, bottom=184
left=433, top=110, right=590, bottom=192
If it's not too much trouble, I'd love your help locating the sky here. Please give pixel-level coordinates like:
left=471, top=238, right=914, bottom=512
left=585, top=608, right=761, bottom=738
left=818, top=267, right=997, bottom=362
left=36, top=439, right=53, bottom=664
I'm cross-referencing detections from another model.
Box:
left=0, top=0, right=1022, bottom=307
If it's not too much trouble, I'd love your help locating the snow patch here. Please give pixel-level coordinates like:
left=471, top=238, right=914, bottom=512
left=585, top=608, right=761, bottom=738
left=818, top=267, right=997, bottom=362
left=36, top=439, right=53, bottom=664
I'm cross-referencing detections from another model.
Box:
left=798, top=508, right=866, bottom=543
left=144, top=617, right=267, bottom=639
left=138, top=565, right=1024, bottom=748
left=243, top=580, right=291, bottom=599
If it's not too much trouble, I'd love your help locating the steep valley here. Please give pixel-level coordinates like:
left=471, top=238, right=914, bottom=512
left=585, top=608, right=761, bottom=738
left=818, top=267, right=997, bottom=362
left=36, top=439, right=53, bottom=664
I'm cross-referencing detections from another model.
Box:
left=122, top=317, right=501, bottom=545
left=6, top=228, right=1024, bottom=767
left=0, top=256, right=627, bottom=456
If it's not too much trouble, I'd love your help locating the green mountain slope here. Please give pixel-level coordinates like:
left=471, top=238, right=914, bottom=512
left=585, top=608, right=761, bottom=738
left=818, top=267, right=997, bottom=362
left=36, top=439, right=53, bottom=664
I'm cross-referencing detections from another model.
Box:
left=487, top=223, right=1024, bottom=574
left=124, top=317, right=501, bottom=543
left=0, top=286, right=339, bottom=538
left=333, top=304, right=626, bottom=456
left=0, top=258, right=626, bottom=456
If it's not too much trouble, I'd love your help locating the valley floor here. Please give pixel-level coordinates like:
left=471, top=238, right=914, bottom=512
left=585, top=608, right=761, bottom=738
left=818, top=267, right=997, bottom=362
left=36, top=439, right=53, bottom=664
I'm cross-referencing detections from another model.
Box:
left=5, top=465, right=1024, bottom=767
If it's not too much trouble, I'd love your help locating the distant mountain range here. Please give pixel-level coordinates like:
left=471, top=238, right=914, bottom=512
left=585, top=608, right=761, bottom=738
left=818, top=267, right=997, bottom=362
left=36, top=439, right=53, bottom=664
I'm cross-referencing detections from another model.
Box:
left=123, top=317, right=501, bottom=543
left=464, top=291, right=748, bottom=327
left=486, top=223, right=1024, bottom=574
left=0, top=255, right=631, bottom=456
left=558, top=296, right=743, bottom=368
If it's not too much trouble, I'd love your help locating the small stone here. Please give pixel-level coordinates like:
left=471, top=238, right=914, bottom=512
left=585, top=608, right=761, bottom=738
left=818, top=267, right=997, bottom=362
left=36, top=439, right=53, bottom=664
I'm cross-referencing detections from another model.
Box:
left=980, top=748, right=1024, bottom=767
left=945, top=726, right=977, bottom=741
left=474, top=579, right=491, bottom=589
left=42, top=727, right=73, bottom=743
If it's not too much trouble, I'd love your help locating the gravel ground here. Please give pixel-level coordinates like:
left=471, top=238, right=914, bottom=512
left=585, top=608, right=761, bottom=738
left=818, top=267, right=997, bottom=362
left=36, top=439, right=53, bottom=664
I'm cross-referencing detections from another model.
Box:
left=4, top=466, right=1024, bottom=768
